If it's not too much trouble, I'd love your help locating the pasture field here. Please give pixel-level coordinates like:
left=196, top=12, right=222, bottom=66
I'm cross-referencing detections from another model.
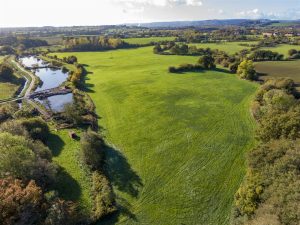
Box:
left=261, top=44, right=300, bottom=57
left=0, top=82, right=19, bottom=99
left=189, top=41, right=258, bottom=54
left=0, top=56, right=5, bottom=63
left=255, top=60, right=300, bottom=89
left=54, top=46, right=257, bottom=225
left=122, top=36, right=176, bottom=45
left=47, top=129, right=93, bottom=215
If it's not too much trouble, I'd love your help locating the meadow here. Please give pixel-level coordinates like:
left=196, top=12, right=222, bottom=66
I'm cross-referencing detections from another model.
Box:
left=261, top=44, right=300, bottom=57
left=122, top=36, right=176, bottom=45
left=189, top=41, right=257, bottom=54
left=54, top=46, right=257, bottom=225
left=255, top=60, right=300, bottom=89
left=47, top=129, right=93, bottom=215
left=0, top=82, right=19, bottom=99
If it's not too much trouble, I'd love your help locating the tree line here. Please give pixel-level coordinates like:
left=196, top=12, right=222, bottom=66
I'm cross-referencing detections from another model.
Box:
left=232, top=78, right=300, bottom=225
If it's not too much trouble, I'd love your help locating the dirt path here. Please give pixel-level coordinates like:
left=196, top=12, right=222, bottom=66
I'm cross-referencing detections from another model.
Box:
left=10, top=59, right=36, bottom=97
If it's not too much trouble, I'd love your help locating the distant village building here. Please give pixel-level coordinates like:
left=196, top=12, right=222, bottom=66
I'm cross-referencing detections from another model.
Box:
left=285, top=33, right=294, bottom=37
left=262, top=32, right=274, bottom=37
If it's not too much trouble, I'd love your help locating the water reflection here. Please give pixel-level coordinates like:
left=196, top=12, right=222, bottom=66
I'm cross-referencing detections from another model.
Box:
left=21, top=56, right=74, bottom=112
left=35, top=93, right=73, bottom=112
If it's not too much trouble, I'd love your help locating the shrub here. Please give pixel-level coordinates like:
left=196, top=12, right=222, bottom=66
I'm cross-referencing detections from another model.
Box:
left=237, top=60, right=257, bottom=80
left=0, top=64, right=14, bottom=81
left=91, top=171, right=116, bottom=221
left=198, top=55, right=216, bottom=69
left=80, top=130, right=105, bottom=170
left=21, top=118, right=50, bottom=142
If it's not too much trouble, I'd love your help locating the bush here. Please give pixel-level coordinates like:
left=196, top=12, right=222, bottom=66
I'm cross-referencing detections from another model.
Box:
left=257, top=106, right=300, bottom=142
left=198, top=55, right=216, bottom=69
left=91, top=171, right=116, bottom=221
left=80, top=130, right=105, bottom=170
left=237, top=60, right=257, bottom=80
left=0, top=64, right=14, bottom=81
left=21, top=118, right=50, bottom=142
left=168, top=64, right=203, bottom=73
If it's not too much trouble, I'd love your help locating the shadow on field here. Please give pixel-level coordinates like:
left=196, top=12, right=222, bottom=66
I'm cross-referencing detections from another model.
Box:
left=104, top=146, right=143, bottom=198
left=47, top=133, right=65, bottom=157
left=54, top=167, right=82, bottom=202
left=81, top=76, right=95, bottom=93
left=99, top=146, right=143, bottom=224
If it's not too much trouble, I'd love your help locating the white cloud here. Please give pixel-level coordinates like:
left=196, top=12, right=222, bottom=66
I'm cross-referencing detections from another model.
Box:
left=186, top=0, right=203, bottom=6
left=112, top=0, right=203, bottom=7
left=237, top=8, right=261, bottom=18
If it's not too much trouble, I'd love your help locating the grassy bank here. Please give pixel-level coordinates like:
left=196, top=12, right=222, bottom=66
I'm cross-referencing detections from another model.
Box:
left=47, top=129, right=93, bottom=215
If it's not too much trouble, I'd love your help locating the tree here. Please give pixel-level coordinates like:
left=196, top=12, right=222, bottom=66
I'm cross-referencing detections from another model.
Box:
left=80, top=130, right=105, bottom=170
left=0, top=64, right=14, bottom=81
left=0, top=178, right=44, bottom=225
left=21, top=118, right=50, bottom=143
left=63, top=103, right=82, bottom=125
left=0, top=133, right=36, bottom=180
left=198, top=55, right=216, bottom=69
left=237, top=60, right=257, bottom=80
left=288, top=49, right=298, bottom=57
left=153, top=44, right=162, bottom=54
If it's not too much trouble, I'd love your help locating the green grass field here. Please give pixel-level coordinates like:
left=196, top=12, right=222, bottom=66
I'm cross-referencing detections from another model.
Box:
left=189, top=41, right=257, bottom=54
left=0, top=56, right=5, bottom=63
left=261, top=44, right=300, bottom=57
left=0, top=82, right=19, bottom=99
left=47, top=129, right=93, bottom=215
left=122, top=36, right=176, bottom=45
left=255, top=60, right=300, bottom=89
left=53, top=47, right=257, bottom=225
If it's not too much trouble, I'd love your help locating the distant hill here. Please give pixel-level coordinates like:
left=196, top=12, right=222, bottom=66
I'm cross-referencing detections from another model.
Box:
left=126, top=19, right=274, bottom=28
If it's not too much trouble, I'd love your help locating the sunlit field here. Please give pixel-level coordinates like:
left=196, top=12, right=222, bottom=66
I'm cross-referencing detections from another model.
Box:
left=189, top=41, right=258, bottom=54
left=122, top=36, right=176, bottom=45
left=54, top=46, right=257, bottom=225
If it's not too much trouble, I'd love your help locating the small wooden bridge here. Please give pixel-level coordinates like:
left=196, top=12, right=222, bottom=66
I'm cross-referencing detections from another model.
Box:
left=29, top=87, right=72, bottom=100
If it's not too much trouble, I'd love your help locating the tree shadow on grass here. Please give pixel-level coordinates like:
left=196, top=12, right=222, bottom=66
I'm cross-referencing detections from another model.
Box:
left=46, top=133, right=65, bottom=157
left=98, top=146, right=143, bottom=224
left=104, top=146, right=143, bottom=198
left=97, top=196, right=138, bottom=225
left=53, top=167, right=82, bottom=202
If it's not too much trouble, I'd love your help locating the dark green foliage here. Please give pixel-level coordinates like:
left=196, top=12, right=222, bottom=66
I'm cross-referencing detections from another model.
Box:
left=0, top=103, right=19, bottom=122
left=91, top=171, right=116, bottom=221
left=80, top=130, right=104, bottom=170
left=168, top=63, right=203, bottom=73
left=198, top=55, right=216, bottom=69
left=169, top=44, right=187, bottom=55
left=153, top=44, right=162, bottom=54
left=288, top=49, right=300, bottom=59
left=0, top=133, right=36, bottom=180
left=249, top=50, right=284, bottom=61
left=0, top=46, right=15, bottom=55
left=0, top=64, right=14, bottom=81
left=63, top=55, right=78, bottom=64
left=63, top=36, right=129, bottom=51
left=21, top=118, right=50, bottom=142
left=62, top=103, right=83, bottom=125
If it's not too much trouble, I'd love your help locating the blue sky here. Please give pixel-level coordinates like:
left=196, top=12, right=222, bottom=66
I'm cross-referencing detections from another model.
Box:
left=0, top=0, right=299, bottom=27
